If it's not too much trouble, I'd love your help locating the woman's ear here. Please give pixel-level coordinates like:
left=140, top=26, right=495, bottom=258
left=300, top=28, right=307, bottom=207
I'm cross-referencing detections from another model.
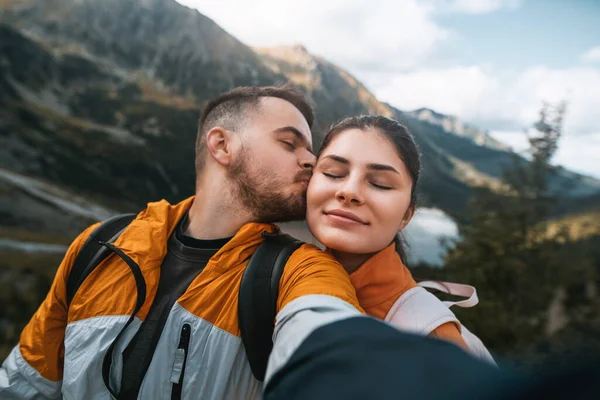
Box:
left=398, top=204, right=416, bottom=232
left=205, top=127, right=237, bottom=167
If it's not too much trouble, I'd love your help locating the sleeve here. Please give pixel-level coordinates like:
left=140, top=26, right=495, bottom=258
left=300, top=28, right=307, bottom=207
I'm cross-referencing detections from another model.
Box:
left=429, top=322, right=469, bottom=350
left=264, top=317, right=512, bottom=400
left=265, top=244, right=366, bottom=385
left=276, top=244, right=363, bottom=312
left=0, top=223, right=98, bottom=399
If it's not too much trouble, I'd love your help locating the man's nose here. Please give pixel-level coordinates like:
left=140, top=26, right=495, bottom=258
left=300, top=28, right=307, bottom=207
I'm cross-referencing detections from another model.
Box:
left=300, top=150, right=316, bottom=170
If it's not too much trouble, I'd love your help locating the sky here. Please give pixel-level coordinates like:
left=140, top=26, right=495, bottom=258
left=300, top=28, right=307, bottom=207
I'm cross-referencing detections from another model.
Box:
left=176, top=0, right=600, bottom=178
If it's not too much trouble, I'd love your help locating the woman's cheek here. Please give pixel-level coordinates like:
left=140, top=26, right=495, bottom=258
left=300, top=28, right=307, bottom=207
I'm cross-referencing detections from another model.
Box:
left=307, top=176, right=328, bottom=203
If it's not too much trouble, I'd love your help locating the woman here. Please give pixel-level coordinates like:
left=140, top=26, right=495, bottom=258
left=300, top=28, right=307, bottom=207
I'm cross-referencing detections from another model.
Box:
left=306, top=115, right=493, bottom=361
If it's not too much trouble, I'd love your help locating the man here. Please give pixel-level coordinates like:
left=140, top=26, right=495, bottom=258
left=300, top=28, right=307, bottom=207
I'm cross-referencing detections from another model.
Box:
left=0, top=85, right=364, bottom=399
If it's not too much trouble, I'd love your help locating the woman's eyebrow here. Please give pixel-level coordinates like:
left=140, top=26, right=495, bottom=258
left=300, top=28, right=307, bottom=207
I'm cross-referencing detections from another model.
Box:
left=320, top=154, right=349, bottom=165
left=321, top=155, right=399, bottom=175
left=367, top=163, right=399, bottom=174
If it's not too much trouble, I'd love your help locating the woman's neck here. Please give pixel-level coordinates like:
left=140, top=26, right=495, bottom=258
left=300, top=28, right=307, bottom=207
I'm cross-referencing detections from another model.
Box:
left=329, top=250, right=375, bottom=274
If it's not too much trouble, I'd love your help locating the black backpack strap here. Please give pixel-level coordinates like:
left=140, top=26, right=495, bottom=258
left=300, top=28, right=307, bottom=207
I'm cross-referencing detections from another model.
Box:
left=238, top=231, right=304, bottom=381
left=66, top=213, right=137, bottom=307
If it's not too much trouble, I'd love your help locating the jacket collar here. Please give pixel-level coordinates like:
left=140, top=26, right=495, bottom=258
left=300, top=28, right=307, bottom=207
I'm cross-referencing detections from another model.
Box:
left=115, top=196, right=279, bottom=269
left=349, top=243, right=417, bottom=318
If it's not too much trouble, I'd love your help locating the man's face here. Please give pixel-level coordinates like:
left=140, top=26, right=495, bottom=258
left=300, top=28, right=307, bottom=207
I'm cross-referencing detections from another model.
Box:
left=229, top=97, right=316, bottom=223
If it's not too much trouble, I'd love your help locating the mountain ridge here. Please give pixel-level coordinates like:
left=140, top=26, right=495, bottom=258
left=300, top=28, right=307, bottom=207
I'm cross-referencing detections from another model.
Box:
left=1, top=0, right=598, bottom=240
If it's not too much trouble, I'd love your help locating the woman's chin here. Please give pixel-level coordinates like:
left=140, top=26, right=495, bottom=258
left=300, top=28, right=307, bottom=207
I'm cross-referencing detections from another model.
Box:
left=318, top=236, right=368, bottom=255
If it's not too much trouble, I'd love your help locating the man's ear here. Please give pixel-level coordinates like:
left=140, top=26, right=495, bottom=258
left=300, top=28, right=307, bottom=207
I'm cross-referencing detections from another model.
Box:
left=205, top=127, right=237, bottom=167
left=398, top=204, right=416, bottom=232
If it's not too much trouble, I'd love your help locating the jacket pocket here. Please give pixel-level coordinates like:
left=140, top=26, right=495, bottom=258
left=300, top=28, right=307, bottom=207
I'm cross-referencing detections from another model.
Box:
left=170, top=323, right=191, bottom=400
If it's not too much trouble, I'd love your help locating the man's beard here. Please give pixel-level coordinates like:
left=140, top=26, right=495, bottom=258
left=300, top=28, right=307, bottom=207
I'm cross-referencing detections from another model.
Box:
left=228, top=153, right=308, bottom=223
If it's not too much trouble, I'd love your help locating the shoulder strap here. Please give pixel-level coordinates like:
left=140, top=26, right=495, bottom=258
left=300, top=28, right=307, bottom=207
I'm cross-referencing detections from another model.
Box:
left=418, top=280, right=479, bottom=308
left=238, top=231, right=304, bottom=381
left=66, top=213, right=137, bottom=307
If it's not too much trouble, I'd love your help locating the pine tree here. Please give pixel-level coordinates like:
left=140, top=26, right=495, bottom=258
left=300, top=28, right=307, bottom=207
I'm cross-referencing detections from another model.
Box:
left=443, top=102, right=569, bottom=354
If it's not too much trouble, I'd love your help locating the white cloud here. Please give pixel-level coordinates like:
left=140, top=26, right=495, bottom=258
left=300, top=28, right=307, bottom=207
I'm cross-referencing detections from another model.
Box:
left=488, top=130, right=530, bottom=152
left=581, top=46, right=600, bottom=63
left=176, top=0, right=448, bottom=72
left=553, top=132, right=600, bottom=179
left=448, top=0, right=520, bottom=14
left=374, top=65, right=600, bottom=136
left=490, top=130, right=600, bottom=178
left=174, top=0, right=599, bottom=178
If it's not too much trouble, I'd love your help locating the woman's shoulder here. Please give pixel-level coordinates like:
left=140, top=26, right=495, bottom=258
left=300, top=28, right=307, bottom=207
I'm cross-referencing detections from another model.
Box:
left=350, top=244, right=418, bottom=318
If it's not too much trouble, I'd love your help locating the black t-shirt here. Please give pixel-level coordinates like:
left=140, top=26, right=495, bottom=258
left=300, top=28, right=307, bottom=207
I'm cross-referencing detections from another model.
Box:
left=119, top=213, right=232, bottom=397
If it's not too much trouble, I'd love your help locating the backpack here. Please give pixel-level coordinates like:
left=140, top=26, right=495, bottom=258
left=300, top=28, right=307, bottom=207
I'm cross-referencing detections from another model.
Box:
left=385, top=280, right=495, bottom=364
left=65, top=213, right=302, bottom=383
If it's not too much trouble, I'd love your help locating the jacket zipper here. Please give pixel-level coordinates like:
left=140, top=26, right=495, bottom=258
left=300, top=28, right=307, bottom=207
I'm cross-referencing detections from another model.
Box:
left=171, top=323, right=191, bottom=400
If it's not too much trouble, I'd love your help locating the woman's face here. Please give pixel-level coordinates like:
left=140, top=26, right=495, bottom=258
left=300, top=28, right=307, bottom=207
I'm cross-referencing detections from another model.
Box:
left=307, top=128, right=415, bottom=254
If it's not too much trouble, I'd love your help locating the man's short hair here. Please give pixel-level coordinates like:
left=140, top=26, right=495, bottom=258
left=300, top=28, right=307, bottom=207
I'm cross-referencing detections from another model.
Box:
left=195, top=83, right=314, bottom=174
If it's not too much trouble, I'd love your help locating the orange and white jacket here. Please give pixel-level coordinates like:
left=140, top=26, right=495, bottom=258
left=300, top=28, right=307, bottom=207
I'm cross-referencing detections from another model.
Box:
left=0, top=197, right=364, bottom=399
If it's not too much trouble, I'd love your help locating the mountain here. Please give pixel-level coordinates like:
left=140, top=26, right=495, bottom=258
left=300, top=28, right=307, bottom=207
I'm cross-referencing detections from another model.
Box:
left=1, top=0, right=599, bottom=241
left=256, top=44, right=393, bottom=136
left=407, top=108, right=510, bottom=151
left=255, top=44, right=600, bottom=211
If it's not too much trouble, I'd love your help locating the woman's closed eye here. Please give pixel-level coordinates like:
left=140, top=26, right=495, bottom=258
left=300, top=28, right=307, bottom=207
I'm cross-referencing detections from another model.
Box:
left=322, top=172, right=343, bottom=179
left=371, top=182, right=392, bottom=190
left=321, top=171, right=393, bottom=189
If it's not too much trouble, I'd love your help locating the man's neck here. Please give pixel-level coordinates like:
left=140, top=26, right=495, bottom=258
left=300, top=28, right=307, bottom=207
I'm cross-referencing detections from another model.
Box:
left=184, top=181, right=254, bottom=240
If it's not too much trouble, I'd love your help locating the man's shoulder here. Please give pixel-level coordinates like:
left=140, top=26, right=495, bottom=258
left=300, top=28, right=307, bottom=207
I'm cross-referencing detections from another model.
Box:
left=68, top=221, right=103, bottom=255
left=280, top=243, right=352, bottom=292
left=286, top=243, right=339, bottom=268
left=276, top=242, right=363, bottom=314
